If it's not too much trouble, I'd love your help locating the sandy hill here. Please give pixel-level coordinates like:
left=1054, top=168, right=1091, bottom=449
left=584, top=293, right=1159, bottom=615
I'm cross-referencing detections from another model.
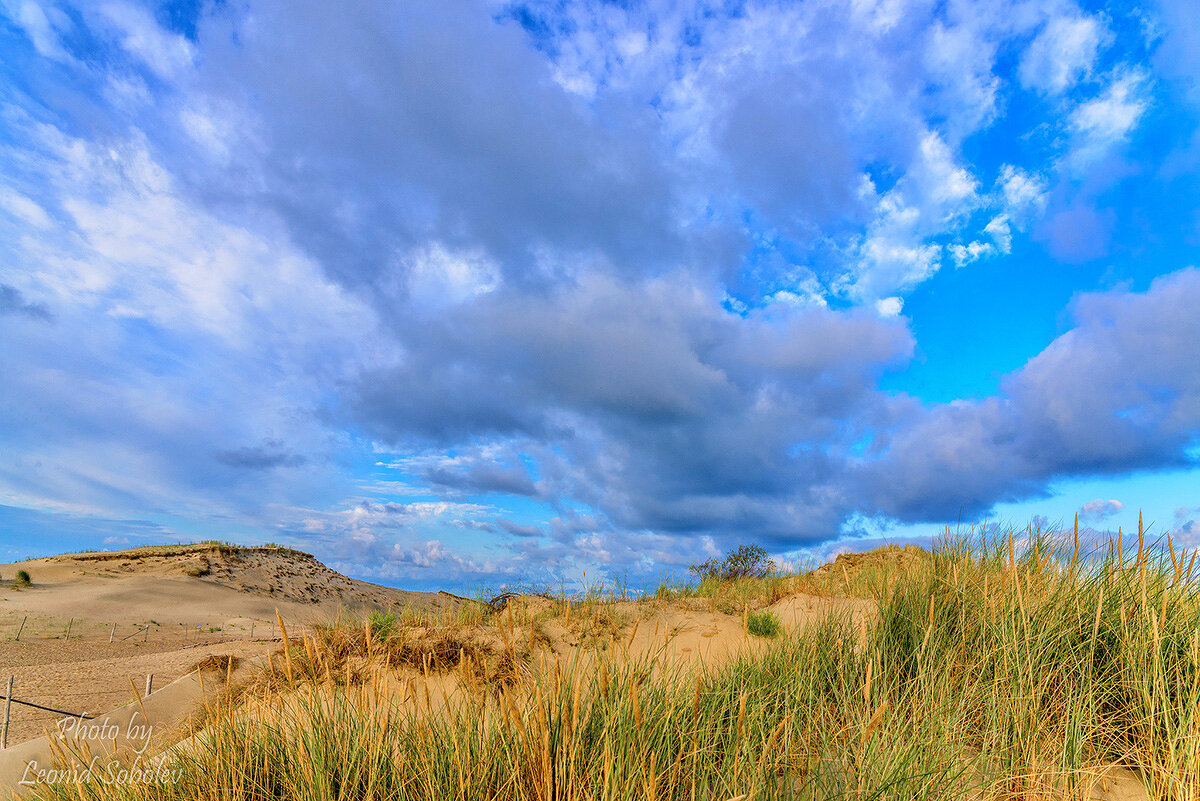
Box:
left=0, top=543, right=469, bottom=749
left=0, top=543, right=464, bottom=627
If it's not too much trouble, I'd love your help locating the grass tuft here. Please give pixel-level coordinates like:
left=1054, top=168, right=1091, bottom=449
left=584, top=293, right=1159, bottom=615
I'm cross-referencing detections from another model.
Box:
left=746, top=610, right=782, bottom=637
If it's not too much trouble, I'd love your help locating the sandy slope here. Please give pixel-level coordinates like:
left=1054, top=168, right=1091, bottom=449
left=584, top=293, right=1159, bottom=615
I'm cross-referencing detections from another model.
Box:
left=0, top=545, right=461, bottom=750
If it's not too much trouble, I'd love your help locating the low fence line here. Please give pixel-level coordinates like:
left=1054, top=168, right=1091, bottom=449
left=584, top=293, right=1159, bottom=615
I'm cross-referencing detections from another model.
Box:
left=4, top=697, right=95, bottom=720
left=118, top=624, right=150, bottom=642
left=1, top=674, right=160, bottom=749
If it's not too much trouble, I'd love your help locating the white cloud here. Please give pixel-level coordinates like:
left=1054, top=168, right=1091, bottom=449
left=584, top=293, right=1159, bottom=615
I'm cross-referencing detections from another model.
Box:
left=914, top=131, right=980, bottom=209
left=179, top=107, right=234, bottom=163
left=850, top=0, right=910, bottom=33
left=98, top=2, right=194, bottom=79
left=842, top=130, right=978, bottom=299
left=923, top=20, right=1000, bottom=136
left=950, top=213, right=1013, bottom=267
left=949, top=240, right=996, bottom=266
left=997, top=165, right=1048, bottom=220
left=0, top=188, right=53, bottom=229
left=1020, top=14, right=1107, bottom=95
left=1078, top=498, right=1123, bottom=523
left=765, top=274, right=829, bottom=309
left=405, top=242, right=501, bottom=307
left=1, top=0, right=71, bottom=61
left=875, top=296, right=903, bottom=317
left=1065, top=70, right=1149, bottom=174
left=983, top=215, right=1012, bottom=252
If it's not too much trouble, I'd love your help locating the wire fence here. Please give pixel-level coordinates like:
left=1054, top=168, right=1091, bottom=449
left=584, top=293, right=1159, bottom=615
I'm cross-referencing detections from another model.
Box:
left=2, top=615, right=300, bottom=645
left=1, top=672, right=168, bottom=748
left=1, top=615, right=310, bottom=748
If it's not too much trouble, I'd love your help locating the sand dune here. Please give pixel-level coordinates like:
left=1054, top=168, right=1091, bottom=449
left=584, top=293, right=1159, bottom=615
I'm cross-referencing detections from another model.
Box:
left=1, top=544, right=462, bottom=628
left=0, top=545, right=462, bottom=751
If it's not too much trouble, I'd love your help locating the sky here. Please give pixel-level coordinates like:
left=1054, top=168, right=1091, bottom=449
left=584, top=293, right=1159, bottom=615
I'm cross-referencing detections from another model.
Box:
left=1, top=0, right=1199, bottom=592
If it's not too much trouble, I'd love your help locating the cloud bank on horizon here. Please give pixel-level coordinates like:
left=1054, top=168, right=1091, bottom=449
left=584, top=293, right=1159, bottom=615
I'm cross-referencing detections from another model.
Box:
left=1, top=0, right=1199, bottom=589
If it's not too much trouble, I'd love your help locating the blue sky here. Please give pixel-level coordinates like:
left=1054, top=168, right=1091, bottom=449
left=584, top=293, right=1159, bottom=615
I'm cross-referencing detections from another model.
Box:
left=1, top=0, right=1199, bottom=592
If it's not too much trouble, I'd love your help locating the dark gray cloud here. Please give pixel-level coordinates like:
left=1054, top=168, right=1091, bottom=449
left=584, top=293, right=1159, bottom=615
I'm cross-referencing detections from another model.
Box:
left=857, top=268, right=1200, bottom=521
left=215, top=440, right=307, bottom=470
left=0, top=285, right=52, bottom=320
left=350, top=267, right=1200, bottom=551
left=424, top=462, right=539, bottom=498
left=351, top=273, right=914, bottom=543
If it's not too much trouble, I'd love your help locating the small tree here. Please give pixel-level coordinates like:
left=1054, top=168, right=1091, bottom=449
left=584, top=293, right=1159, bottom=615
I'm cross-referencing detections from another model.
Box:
left=13, top=569, right=31, bottom=587
left=690, top=545, right=773, bottom=582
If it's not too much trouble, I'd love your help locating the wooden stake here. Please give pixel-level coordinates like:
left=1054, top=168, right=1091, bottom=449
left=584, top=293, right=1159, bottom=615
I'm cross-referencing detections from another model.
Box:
left=2, top=676, right=12, bottom=749
left=145, top=674, right=153, bottom=696
left=14, top=617, right=25, bottom=642
left=109, top=623, right=116, bottom=643
left=143, top=624, right=149, bottom=642
left=65, top=618, right=72, bottom=640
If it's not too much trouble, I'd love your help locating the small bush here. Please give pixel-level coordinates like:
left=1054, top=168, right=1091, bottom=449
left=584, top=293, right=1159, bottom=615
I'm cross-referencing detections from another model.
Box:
left=369, top=610, right=397, bottom=640
left=13, top=569, right=31, bottom=587
left=746, top=610, right=782, bottom=638
left=690, top=544, right=774, bottom=581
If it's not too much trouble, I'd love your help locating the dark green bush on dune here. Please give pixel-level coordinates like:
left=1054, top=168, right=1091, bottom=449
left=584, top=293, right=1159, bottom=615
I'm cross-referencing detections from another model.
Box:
left=690, top=544, right=774, bottom=581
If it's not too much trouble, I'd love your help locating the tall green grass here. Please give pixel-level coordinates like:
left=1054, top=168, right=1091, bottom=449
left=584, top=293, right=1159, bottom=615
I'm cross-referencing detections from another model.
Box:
left=36, top=528, right=1200, bottom=800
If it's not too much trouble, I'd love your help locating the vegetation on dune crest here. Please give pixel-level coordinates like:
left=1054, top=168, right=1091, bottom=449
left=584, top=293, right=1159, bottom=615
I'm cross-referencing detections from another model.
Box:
left=690, top=543, right=775, bottom=581
left=34, top=525, right=1200, bottom=800
left=53, top=541, right=314, bottom=562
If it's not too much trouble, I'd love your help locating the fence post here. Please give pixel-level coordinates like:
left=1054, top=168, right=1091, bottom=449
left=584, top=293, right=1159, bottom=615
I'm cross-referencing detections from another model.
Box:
left=2, top=676, right=12, bottom=749
left=249, top=623, right=254, bottom=640
left=109, top=623, right=116, bottom=644
left=15, top=616, right=26, bottom=642
left=65, top=618, right=72, bottom=639
left=144, top=674, right=153, bottom=696
left=143, top=625, right=149, bottom=642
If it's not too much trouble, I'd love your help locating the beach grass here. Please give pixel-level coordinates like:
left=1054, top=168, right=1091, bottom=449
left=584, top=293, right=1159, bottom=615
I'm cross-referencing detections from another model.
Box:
left=36, top=522, right=1200, bottom=800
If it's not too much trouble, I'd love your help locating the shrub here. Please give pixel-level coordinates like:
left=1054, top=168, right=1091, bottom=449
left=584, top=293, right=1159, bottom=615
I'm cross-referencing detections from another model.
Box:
left=690, top=544, right=773, bottom=581
left=746, top=610, right=782, bottom=638
left=369, top=610, right=397, bottom=640
left=13, top=569, right=31, bottom=587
